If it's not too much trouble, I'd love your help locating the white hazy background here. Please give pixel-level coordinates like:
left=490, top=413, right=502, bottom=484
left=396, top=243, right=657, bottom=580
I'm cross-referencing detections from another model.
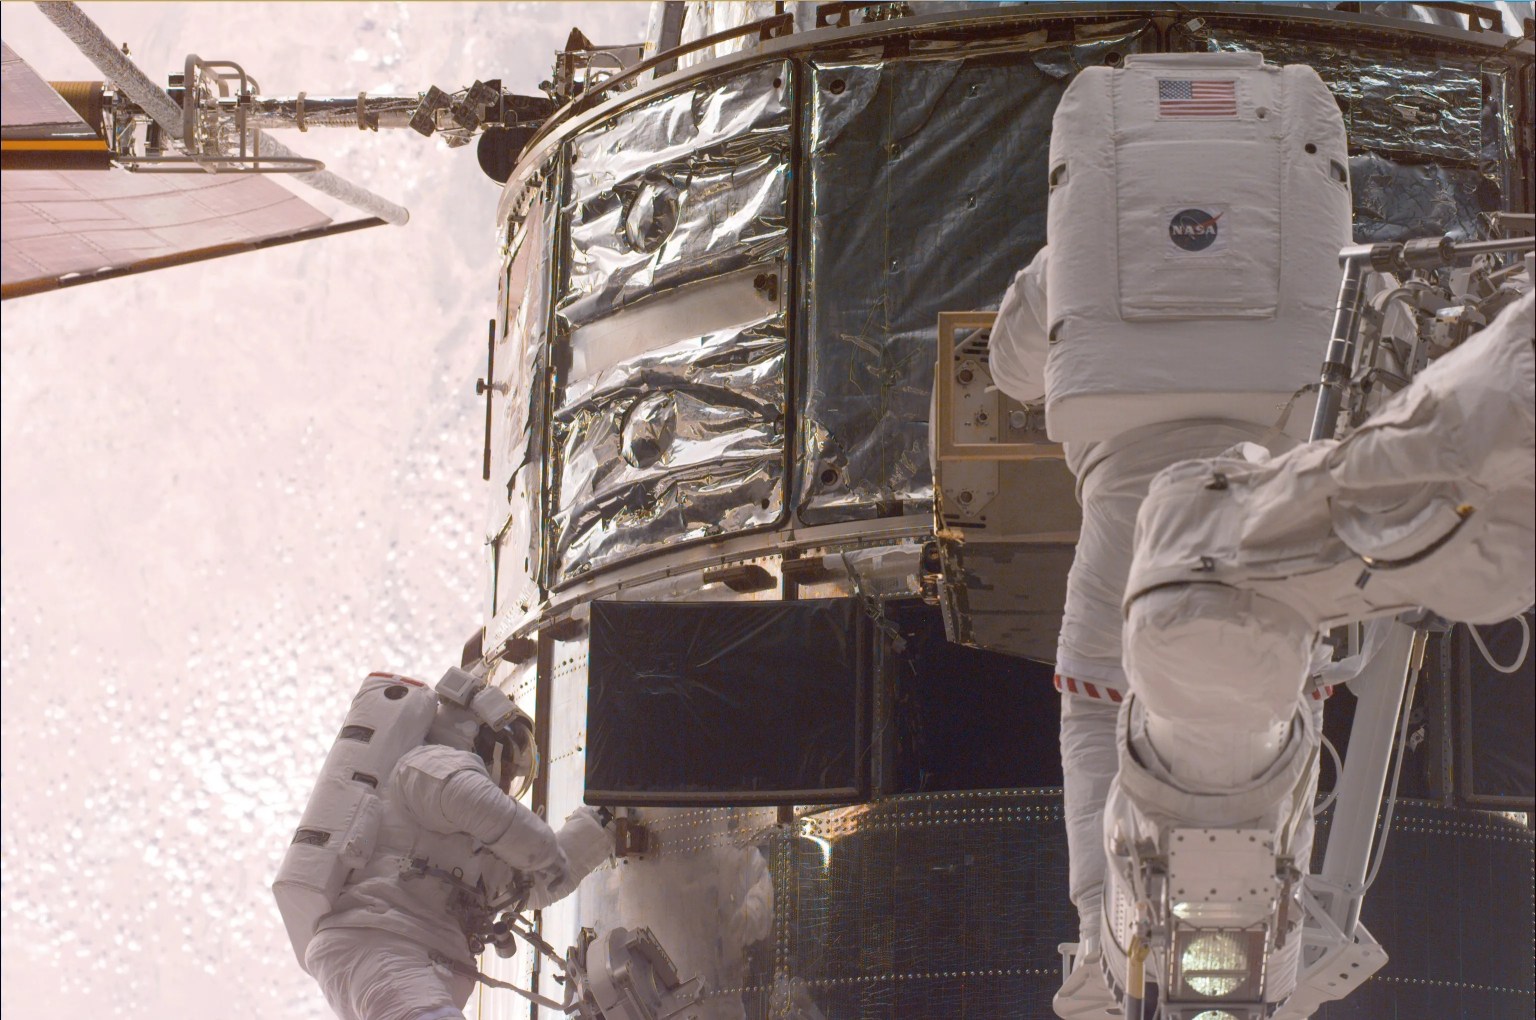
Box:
left=0, top=4, right=646, bottom=1017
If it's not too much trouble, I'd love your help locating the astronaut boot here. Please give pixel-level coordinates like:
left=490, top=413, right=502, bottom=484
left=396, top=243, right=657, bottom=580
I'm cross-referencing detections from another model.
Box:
left=1052, top=941, right=1122, bottom=1019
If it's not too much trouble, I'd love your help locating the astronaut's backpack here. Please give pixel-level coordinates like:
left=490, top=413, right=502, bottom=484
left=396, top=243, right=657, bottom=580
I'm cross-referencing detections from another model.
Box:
left=1041, top=50, right=1352, bottom=441
left=272, top=672, right=438, bottom=968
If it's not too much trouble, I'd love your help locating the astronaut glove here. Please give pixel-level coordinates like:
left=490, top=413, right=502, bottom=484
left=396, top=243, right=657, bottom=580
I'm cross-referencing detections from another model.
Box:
left=559, top=806, right=617, bottom=876
left=522, top=808, right=618, bottom=910
left=523, top=855, right=573, bottom=911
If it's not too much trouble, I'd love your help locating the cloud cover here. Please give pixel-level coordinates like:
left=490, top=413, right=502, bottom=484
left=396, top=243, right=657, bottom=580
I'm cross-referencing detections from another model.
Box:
left=0, top=4, right=646, bottom=1016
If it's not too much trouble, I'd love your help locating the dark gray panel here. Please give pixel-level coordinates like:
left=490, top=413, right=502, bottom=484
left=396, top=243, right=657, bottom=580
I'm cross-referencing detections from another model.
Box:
left=1459, top=613, right=1536, bottom=806
left=1312, top=802, right=1535, bottom=1019
left=798, top=29, right=1150, bottom=524
left=585, top=599, right=869, bottom=804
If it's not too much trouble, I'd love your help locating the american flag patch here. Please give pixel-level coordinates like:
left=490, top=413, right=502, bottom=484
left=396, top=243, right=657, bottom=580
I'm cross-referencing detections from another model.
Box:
left=1158, top=78, right=1238, bottom=117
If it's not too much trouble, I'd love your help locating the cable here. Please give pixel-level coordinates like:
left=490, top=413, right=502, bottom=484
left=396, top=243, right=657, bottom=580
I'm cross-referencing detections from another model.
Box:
left=430, top=951, right=567, bottom=1012
left=1313, top=733, right=1343, bottom=818
left=508, top=915, right=568, bottom=970
left=1467, top=614, right=1532, bottom=675
left=1361, top=670, right=1418, bottom=893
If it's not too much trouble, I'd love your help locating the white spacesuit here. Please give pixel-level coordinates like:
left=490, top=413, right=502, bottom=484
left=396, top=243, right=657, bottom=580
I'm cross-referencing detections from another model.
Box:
left=275, top=669, right=615, bottom=1020
left=988, top=51, right=1354, bottom=1018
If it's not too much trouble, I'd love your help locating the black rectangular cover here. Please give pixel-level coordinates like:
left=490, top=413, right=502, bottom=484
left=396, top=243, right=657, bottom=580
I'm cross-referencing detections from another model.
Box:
left=1459, top=613, right=1535, bottom=810
left=585, top=599, right=870, bottom=805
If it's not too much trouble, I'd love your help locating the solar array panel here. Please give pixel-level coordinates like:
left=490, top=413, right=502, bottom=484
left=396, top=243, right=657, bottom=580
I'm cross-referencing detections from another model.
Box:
left=2, top=41, right=333, bottom=299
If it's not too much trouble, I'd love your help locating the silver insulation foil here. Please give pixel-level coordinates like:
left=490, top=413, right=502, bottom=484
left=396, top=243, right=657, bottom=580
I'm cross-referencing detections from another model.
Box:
left=531, top=14, right=1530, bottom=569
left=557, top=61, right=792, bottom=329
left=545, top=63, right=793, bottom=584
left=1186, top=20, right=1519, bottom=240
left=491, top=173, right=558, bottom=625
left=1350, top=153, right=1489, bottom=241
left=797, top=27, right=1150, bottom=524
left=548, top=317, right=787, bottom=585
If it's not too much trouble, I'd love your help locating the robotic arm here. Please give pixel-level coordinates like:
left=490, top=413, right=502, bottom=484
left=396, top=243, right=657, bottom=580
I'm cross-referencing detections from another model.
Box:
left=1129, top=284, right=1533, bottom=641
left=1100, top=254, right=1533, bottom=1019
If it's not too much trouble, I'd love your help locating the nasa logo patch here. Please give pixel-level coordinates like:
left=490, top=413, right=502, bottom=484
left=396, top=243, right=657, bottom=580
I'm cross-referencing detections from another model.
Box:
left=1168, top=208, right=1223, bottom=252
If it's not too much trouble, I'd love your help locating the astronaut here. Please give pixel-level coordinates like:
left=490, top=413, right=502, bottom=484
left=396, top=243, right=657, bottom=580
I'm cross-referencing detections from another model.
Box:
left=987, top=51, right=1354, bottom=1017
left=275, top=668, right=615, bottom=1020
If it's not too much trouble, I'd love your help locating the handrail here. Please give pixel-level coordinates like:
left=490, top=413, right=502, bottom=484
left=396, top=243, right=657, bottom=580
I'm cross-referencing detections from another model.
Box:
left=1409, top=1, right=1503, bottom=33
left=573, top=12, right=794, bottom=114
left=497, top=2, right=1534, bottom=230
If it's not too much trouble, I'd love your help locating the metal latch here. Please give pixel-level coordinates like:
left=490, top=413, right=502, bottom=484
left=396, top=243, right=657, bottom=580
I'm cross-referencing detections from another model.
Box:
left=614, top=817, right=651, bottom=858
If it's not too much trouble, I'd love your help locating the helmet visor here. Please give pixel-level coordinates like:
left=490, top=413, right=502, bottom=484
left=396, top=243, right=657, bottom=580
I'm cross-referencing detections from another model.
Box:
left=485, top=716, right=537, bottom=797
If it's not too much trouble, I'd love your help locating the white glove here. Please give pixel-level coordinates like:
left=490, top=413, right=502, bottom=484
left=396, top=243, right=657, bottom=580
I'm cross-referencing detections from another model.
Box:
left=524, top=807, right=615, bottom=909
left=558, top=806, right=616, bottom=876
left=523, top=853, right=570, bottom=907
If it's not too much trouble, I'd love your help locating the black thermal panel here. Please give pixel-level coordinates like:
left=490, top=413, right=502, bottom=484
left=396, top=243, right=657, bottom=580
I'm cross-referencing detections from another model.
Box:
left=1312, top=802, right=1534, bottom=1020
left=888, top=600, right=1063, bottom=793
left=1459, top=612, right=1536, bottom=809
left=585, top=598, right=870, bottom=806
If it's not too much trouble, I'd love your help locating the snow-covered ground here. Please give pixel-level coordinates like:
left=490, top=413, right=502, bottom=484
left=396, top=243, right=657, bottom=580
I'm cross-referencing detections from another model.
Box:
left=0, top=4, right=646, bottom=1017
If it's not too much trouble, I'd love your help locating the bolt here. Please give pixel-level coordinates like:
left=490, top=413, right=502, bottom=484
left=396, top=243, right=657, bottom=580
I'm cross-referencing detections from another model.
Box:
left=1009, top=410, right=1028, bottom=429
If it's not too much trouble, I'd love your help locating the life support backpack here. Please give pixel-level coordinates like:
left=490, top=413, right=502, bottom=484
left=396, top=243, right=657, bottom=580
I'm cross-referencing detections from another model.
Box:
left=1039, top=51, right=1353, bottom=442
left=272, top=672, right=438, bottom=968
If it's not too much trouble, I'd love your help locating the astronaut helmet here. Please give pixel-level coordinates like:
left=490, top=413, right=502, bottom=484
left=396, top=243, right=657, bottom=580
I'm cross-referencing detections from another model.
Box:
left=426, top=677, right=538, bottom=797
left=476, top=707, right=536, bottom=797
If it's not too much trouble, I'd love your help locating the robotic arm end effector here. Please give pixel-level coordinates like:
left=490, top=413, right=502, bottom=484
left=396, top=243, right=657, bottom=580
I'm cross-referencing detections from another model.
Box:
left=1101, top=274, right=1532, bottom=1020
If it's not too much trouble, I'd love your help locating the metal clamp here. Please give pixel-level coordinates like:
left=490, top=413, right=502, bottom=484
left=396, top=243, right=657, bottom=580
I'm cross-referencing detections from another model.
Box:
left=1310, top=235, right=1535, bottom=441
left=934, top=311, right=1063, bottom=462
